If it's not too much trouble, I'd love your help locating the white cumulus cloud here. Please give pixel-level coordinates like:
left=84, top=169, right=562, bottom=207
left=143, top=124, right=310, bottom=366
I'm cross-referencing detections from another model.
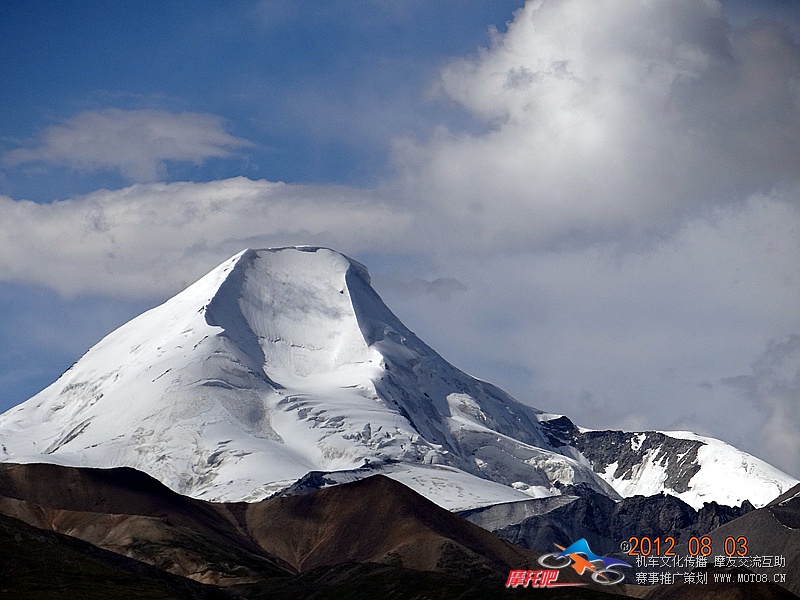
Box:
left=395, top=0, right=800, bottom=249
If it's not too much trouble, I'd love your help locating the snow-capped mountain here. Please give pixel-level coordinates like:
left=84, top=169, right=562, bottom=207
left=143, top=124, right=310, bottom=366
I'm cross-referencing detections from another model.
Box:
left=538, top=417, right=793, bottom=509
left=0, top=247, right=794, bottom=510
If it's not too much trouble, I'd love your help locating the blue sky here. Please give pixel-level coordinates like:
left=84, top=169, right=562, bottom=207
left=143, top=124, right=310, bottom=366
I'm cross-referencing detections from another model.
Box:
left=1, top=1, right=524, bottom=199
left=2, top=0, right=800, bottom=478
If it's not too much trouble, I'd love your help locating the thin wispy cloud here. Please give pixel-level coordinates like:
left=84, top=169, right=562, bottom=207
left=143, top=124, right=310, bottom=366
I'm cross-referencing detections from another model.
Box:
left=723, top=335, right=800, bottom=476
left=0, top=178, right=410, bottom=298
left=4, top=109, right=252, bottom=182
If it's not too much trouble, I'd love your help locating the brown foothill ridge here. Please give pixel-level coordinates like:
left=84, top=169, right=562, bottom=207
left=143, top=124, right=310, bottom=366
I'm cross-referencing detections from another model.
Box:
left=0, top=464, right=541, bottom=578
left=0, top=462, right=295, bottom=583
left=0, top=463, right=614, bottom=590
left=0, top=462, right=209, bottom=516
left=242, top=473, right=541, bottom=576
left=0, top=462, right=257, bottom=544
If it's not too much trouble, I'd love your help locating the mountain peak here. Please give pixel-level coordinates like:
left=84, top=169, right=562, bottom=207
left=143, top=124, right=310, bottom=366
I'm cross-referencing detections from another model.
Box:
left=201, top=246, right=379, bottom=382
left=0, top=248, right=795, bottom=510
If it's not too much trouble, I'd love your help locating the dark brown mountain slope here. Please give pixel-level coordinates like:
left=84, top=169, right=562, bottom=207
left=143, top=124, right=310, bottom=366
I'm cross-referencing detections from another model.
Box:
left=645, top=575, right=798, bottom=600
left=0, top=464, right=554, bottom=584
left=0, top=511, right=234, bottom=600
left=4, top=462, right=736, bottom=598
left=0, top=463, right=548, bottom=582
left=0, top=463, right=294, bottom=585
left=702, top=485, right=800, bottom=597
left=0, top=462, right=252, bottom=541
left=241, top=474, right=541, bottom=578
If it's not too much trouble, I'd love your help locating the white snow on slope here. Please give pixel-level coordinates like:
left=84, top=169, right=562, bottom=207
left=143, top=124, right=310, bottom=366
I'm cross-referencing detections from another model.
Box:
left=665, top=432, right=794, bottom=509
left=0, top=247, right=795, bottom=509
left=0, top=247, right=613, bottom=508
left=591, top=430, right=796, bottom=509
